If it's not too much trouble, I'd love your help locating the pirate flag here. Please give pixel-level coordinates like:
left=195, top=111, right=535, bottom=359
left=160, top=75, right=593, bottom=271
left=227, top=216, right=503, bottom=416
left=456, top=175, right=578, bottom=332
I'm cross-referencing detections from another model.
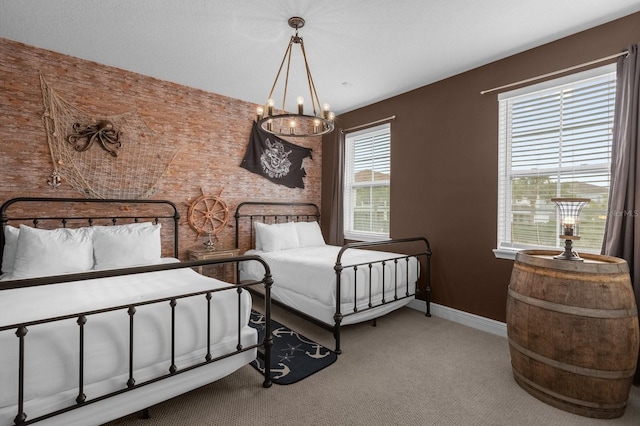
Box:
left=240, top=122, right=313, bottom=189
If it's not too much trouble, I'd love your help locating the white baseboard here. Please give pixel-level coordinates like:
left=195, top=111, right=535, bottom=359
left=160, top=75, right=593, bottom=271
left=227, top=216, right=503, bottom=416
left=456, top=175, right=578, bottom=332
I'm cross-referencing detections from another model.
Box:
left=407, top=299, right=507, bottom=338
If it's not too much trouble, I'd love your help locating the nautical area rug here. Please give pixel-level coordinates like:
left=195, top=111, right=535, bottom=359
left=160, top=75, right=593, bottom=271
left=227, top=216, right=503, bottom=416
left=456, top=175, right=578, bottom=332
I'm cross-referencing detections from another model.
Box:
left=249, top=310, right=337, bottom=385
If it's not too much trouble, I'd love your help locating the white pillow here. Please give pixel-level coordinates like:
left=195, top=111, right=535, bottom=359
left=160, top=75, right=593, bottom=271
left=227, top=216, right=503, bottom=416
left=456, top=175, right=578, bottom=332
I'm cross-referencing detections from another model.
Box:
left=254, top=221, right=263, bottom=251
left=2, top=225, right=19, bottom=275
left=295, top=221, right=326, bottom=248
left=92, top=221, right=153, bottom=230
left=12, top=225, right=94, bottom=279
left=1, top=222, right=152, bottom=276
left=255, top=221, right=299, bottom=252
left=93, top=223, right=161, bottom=269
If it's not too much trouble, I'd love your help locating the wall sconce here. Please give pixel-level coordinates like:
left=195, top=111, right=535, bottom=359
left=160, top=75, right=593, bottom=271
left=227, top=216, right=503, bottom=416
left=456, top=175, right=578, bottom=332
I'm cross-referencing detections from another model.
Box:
left=551, top=197, right=590, bottom=261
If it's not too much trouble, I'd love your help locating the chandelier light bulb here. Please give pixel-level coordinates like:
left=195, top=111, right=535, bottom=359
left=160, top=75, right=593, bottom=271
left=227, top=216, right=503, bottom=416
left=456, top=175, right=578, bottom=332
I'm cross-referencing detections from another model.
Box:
left=266, top=98, right=275, bottom=116
left=297, top=96, right=304, bottom=114
left=256, top=106, right=264, bottom=121
left=322, top=103, right=331, bottom=119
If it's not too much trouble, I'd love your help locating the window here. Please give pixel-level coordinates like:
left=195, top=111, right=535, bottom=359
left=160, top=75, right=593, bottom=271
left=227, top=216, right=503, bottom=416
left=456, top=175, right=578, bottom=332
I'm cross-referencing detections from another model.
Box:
left=344, top=123, right=391, bottom=241
left=496, top=65, right=616, bottom=259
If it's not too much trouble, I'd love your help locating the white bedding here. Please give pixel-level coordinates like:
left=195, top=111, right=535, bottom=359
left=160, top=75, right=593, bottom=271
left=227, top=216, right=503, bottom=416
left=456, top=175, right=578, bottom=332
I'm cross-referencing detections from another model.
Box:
left=240, top=246, right=419, bottom=325
left=0, top=259, right=255, bottom=425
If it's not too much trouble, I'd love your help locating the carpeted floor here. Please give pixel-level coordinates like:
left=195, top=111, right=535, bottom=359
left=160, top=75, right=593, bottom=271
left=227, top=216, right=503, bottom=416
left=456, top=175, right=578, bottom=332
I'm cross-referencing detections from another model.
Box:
left=104, top=305, right=640, bottom=426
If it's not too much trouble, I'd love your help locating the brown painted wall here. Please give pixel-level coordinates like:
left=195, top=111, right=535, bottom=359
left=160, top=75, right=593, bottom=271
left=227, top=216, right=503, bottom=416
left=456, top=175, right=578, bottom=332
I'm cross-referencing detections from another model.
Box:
left=322, top=12, right=640, bottom=322
left=0, top=38, right=321, bottom=259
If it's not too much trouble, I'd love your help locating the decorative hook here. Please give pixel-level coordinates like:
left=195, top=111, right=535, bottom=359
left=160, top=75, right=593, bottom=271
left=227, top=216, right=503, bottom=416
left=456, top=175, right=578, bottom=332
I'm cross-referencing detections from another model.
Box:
left=47, top=170, right=61, bottom=188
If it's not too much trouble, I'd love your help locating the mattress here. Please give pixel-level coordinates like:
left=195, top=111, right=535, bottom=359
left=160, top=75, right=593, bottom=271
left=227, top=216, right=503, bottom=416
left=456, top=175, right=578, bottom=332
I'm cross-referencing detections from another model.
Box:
left=240, top=245, right=419, bottom=324
left=0, top=259, right=255, bottom=425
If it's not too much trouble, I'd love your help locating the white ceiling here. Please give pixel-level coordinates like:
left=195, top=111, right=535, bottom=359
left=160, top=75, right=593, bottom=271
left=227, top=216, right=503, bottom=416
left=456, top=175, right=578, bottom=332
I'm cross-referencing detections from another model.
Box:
left=1, top=0, right=639, bottom=114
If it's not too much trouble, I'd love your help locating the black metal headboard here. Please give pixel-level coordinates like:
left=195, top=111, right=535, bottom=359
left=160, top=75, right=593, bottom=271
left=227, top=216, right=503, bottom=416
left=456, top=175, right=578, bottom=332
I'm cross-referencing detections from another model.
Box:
left=0, top=197, right=181, bottom=273
left=234, top=201, right=320, bottom=251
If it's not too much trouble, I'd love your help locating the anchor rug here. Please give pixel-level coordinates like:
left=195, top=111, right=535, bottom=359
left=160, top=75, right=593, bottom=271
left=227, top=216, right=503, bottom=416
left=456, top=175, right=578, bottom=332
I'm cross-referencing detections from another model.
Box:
left=249, top=310, right=337, bottom=385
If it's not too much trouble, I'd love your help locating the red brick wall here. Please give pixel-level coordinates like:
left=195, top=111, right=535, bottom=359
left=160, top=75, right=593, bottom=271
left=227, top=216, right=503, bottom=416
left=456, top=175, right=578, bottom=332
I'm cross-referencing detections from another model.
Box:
left=0, top=38, right=321, bottom=259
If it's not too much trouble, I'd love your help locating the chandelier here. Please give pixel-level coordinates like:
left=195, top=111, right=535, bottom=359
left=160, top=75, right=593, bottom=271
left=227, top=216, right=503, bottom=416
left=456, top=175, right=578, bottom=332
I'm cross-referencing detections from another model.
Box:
left=256, top=17, right=335, bottom=138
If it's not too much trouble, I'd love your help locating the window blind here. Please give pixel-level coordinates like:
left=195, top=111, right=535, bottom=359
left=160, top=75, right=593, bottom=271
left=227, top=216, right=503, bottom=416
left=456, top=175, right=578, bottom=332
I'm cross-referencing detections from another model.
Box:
left=497, top=65, right=616, bottom=252
left=344, top=123, right=391, bottom=240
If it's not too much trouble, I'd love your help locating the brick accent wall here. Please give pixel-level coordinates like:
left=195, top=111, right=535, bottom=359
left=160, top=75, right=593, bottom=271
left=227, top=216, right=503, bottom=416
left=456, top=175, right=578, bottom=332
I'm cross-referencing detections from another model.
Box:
left=0, top=37, right=321, bottom=259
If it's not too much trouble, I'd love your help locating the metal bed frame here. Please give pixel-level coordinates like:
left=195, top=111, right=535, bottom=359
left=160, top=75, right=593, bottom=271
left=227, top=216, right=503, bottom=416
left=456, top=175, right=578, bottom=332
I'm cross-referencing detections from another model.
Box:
left=234, top=201, right=431, bottom=354
left=0, top=197, right=273, bottom=426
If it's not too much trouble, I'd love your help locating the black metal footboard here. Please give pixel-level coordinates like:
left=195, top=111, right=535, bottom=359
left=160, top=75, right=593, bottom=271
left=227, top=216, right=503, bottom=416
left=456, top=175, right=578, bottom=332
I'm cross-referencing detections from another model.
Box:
left=0, top=257, right=273, bottom=426
left=332, top=237, right=431, bottom=354
left=233, top=201, right=432, bottom=355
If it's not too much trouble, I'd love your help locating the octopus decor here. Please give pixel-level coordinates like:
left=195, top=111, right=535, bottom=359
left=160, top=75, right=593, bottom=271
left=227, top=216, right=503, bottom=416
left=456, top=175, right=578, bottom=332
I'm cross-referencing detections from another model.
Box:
left=40, top=74, right=179, bottom=199
left=67, top=120, right=122, bottom=157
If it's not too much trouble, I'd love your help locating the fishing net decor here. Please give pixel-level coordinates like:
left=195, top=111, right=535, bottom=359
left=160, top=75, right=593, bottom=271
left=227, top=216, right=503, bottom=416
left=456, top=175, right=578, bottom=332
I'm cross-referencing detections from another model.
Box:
left=40, top=74, right=179, bottom=199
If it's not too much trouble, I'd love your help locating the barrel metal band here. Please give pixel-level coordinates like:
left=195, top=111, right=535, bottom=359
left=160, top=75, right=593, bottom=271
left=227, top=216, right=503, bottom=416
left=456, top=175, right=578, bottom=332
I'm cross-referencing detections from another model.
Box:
left=508, top=288, right=638, bottom=319
left=511, top=368, right=628, bottom=410
left=509, top=339, right=636, bottom=380
left=513, top=262, right=630, bottom=283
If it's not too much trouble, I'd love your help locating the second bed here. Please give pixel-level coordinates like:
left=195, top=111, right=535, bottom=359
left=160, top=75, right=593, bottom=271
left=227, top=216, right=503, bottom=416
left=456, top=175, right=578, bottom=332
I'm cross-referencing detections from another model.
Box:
left=235, top=201, right=432, bottom=354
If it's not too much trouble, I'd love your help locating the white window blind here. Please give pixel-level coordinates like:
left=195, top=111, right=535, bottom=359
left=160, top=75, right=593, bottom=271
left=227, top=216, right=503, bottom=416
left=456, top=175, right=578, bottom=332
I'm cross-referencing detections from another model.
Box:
left=344, top=123, right=390, bottom=241
left=497, top=65, right=616, bottom=255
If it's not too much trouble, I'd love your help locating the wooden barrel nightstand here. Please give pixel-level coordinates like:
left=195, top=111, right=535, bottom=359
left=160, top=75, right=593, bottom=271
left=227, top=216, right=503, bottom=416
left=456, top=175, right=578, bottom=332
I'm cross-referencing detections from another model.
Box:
left=506, top=249, right=639, bottom=419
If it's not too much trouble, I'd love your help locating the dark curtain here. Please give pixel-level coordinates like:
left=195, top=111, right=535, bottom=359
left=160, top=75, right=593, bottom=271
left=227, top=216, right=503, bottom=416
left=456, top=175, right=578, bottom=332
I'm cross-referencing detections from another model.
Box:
left=327, top=129, right=345, bottom=245
left=602, top=43, right=640, bottom=385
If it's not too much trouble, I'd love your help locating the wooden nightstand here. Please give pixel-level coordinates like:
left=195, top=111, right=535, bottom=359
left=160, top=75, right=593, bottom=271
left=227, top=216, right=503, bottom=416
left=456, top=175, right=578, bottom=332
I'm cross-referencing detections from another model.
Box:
left=187, top=247, right=241, bottom=283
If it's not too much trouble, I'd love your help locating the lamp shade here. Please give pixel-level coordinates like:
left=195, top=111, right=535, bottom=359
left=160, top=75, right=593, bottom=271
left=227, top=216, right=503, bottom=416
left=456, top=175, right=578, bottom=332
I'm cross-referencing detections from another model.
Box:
left=551, top=197, right=590, bottom=236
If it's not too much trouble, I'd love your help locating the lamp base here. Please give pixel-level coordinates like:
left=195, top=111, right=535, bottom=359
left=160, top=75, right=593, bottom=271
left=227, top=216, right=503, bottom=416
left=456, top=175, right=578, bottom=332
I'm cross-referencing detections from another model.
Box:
left=553, top=238, right=583, bottom=261
left=553, top=251, right=584, bottom=261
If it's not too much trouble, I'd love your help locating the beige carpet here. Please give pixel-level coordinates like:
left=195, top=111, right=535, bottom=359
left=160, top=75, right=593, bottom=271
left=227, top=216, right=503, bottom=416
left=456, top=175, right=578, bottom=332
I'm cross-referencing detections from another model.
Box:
left=104, top=305, right=640, bottom=426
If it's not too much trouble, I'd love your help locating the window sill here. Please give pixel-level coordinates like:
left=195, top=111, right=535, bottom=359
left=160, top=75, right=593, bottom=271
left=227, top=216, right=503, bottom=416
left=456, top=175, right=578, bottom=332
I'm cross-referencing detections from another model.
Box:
left=492, top=247, right=519, bottom=260
left=344, top=232, right=389, bottom=243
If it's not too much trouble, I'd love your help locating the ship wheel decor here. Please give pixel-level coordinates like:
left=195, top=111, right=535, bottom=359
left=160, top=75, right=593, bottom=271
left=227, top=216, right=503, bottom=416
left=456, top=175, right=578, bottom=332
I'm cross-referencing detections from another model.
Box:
left=184, top=188, right=230, bottom=251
